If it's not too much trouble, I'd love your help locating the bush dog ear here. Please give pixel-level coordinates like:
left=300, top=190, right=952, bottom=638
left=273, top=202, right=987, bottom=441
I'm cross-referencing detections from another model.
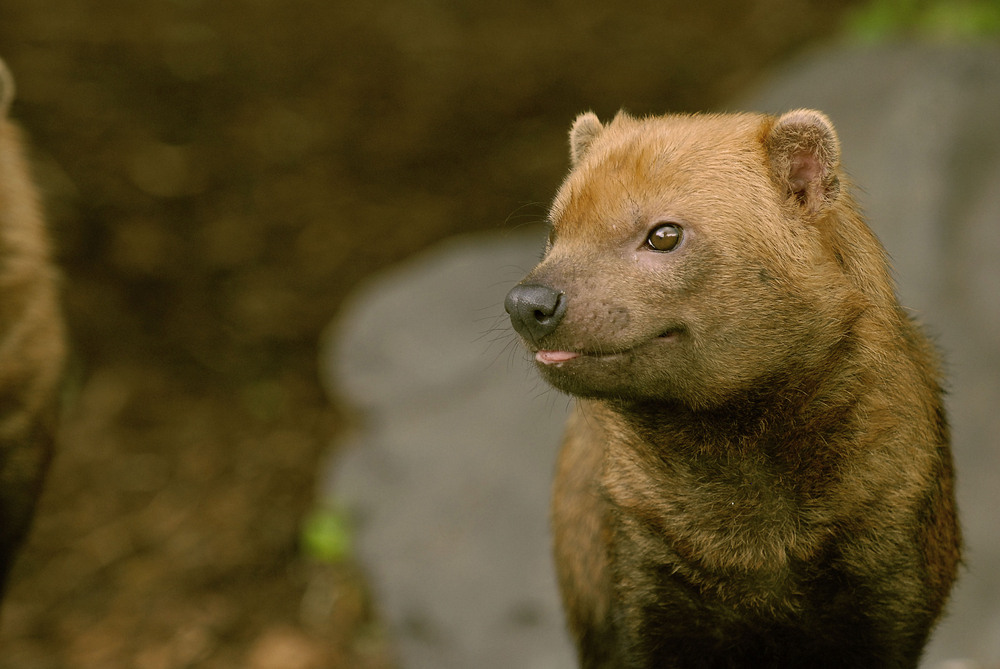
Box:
left=569, top=112, right=603, bottom=167
left=764, top=109, right=841, bottom=213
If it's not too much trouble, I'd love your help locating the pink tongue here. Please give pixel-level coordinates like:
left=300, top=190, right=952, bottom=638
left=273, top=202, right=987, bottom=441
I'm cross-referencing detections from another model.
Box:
left=536, top=350, right=580, bottom=364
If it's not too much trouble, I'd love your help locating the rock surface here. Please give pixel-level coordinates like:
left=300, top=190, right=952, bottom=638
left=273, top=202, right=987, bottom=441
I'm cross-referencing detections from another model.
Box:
left=323, top=42, right=1000, bottom=668
left=321, top=230, right=575, bottom=668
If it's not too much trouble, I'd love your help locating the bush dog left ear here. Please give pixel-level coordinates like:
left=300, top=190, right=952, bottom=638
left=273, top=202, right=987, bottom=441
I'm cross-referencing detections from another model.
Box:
left=764, top=109, right=841, bottom=213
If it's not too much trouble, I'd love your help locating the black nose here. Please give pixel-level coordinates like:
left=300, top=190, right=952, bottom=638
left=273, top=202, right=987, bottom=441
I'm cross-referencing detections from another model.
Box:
left=504, top=283, right=567, bottom=345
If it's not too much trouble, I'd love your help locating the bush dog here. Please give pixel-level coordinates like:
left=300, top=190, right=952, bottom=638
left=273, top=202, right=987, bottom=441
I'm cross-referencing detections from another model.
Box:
left=0, top=58, right=66, bottom=595
left=505, top=109, right=960, bottom=668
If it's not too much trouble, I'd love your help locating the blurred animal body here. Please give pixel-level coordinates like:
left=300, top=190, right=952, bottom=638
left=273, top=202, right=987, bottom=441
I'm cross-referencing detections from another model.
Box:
left=0, top=58, right=66, bottom=595
left=505, top=109, right=960, bottom=668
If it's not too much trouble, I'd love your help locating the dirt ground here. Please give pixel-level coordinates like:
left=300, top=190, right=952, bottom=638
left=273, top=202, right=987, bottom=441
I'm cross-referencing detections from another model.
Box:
left=0, top=1, right=858, bottom=667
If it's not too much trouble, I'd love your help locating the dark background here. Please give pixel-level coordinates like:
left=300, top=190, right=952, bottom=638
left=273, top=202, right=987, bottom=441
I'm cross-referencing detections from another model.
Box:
left=0, top=2, right=860, bottom=666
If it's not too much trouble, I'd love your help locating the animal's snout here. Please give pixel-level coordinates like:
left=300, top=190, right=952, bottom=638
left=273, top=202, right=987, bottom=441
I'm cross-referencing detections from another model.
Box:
left=505, top=283, right=567, bottom=345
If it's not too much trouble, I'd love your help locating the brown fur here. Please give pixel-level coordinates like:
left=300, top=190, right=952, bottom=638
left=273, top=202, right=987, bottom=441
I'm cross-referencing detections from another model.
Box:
left=506, top=110, right=960, bottom=668
left=0, top=58, right=67, bottom=595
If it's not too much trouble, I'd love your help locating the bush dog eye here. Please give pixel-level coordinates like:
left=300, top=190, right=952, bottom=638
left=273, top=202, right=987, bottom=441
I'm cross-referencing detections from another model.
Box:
left=646, top=223, right=682, bottom=252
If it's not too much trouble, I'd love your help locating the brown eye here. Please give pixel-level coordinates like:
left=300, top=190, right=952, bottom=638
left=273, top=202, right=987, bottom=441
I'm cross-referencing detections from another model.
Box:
left=646, top=223, right=682, bottom=252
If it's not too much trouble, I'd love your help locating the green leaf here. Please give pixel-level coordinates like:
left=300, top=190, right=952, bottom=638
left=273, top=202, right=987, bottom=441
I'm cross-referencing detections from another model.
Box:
left=846, top=0, right=1000, bottom=41
left=301, top=505, right=353, bottom=563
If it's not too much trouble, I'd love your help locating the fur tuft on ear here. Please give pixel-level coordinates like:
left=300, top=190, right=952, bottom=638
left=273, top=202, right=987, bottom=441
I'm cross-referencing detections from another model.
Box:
left=569, top=112, right=603, bottom=167
left=0, top=58, right=14, bottom=117
left=764, top=109, right=841, bottom=213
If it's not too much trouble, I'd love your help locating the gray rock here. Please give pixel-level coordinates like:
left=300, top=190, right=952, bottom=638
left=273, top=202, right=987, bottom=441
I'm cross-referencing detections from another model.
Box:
left=322, top=42, right=1000, bottom=668
left=320, top=229, right=575, bottom=669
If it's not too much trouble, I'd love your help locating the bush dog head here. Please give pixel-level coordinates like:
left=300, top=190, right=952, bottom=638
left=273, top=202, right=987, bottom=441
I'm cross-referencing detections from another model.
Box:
left=507, top=110, right=890, bottom=410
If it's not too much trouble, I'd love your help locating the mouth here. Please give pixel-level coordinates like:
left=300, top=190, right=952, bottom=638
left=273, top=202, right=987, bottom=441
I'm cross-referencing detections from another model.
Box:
left=535, top=349, right=580, bottom=365
left=534, top=329, right=682, bottom=366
